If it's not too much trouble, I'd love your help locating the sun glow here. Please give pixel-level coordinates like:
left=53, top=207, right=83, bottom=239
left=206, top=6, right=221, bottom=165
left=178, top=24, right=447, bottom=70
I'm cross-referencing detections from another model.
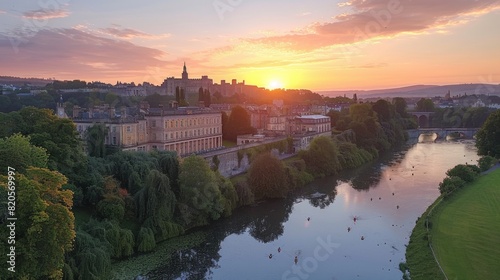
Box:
left=268, top=80, right=284, bottom=90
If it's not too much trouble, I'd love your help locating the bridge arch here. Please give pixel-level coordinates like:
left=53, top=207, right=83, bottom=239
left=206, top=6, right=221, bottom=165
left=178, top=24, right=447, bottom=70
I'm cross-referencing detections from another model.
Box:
left=410, top=112, right=434, bottom=128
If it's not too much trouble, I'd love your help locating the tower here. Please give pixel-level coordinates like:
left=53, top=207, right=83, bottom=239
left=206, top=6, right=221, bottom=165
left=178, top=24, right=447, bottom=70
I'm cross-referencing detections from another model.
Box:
left=56, top=94, right=67, bottom=118
left=182, top=62, right=188, bottom=80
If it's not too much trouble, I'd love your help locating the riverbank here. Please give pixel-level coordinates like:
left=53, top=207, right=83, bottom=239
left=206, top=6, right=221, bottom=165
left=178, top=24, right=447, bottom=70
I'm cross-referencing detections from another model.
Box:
left=431, top=168, right=500, bottom=279
left=405, top=168, right=500, bottom=279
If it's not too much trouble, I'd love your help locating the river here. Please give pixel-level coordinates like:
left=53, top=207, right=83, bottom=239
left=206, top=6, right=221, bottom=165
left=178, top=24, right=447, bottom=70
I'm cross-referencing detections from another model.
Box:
left=127, top=139, right=479, bottom=280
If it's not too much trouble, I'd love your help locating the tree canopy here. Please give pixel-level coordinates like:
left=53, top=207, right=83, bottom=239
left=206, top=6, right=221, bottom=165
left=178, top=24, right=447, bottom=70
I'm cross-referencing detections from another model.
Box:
left=476, top=109, right=500, bottom=157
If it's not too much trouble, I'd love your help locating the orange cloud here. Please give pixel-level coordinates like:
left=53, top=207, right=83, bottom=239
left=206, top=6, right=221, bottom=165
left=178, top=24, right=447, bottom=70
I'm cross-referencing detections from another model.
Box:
left=0, top=28, right=169, bottom=83
left=99, top=25, right=171, bottom=40
left=245, top=0, right=500, bottom=51
left=23, top=8, right=70, bottom=20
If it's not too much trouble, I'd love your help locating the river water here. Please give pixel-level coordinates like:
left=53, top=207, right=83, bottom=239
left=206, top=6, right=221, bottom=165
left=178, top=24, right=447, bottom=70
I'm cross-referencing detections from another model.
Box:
left=143, top=139, right=479, bottom=280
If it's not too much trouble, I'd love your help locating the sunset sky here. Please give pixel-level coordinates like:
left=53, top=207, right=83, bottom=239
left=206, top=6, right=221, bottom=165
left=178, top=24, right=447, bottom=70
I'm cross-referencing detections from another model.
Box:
left=1, top=0, right=499, bottom=91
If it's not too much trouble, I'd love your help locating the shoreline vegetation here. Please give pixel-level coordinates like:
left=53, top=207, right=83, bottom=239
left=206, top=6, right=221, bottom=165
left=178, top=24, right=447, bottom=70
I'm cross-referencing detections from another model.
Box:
left=4, top=101, right=482, bottom=279
left=404, top=159, right=499, bottom=280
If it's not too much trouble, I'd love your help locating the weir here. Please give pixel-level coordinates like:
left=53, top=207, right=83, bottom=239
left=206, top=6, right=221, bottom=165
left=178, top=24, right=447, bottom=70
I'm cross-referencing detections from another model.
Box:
left=407, top=128, right=479, bottom=140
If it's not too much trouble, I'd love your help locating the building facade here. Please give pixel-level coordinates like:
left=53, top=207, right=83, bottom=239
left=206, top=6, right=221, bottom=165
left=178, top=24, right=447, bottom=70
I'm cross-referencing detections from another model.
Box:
left=71, top=104, right=222, bottom=156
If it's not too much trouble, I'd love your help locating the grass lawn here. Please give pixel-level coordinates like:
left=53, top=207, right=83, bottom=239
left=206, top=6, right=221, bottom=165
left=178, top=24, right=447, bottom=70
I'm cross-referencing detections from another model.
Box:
left=431, top=169, right=500, bottom=280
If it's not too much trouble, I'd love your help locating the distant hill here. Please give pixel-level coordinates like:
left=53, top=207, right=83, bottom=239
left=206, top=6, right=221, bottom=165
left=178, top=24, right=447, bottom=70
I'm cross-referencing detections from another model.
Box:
left=0, top=76, right=54, bottom=87
left=319, top=84, right=500, bottom=98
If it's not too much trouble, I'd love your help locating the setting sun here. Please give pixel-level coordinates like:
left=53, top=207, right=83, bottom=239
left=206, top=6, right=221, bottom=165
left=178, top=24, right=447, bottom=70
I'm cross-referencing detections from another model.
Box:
left=268, top=80, right=284, bottom=90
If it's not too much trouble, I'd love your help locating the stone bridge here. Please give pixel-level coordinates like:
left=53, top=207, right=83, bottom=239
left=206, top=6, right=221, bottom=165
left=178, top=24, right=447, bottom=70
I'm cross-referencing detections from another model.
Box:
left=409, top=112, right=434, bottom=127
left=407, top=128, right=479, bottom=140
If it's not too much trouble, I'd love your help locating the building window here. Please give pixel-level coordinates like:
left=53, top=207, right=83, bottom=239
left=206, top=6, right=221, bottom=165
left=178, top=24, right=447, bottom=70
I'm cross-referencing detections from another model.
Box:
left=152, top=120, right=156, bottom=127
left=126, top=126, right=131, bottom=132
left=112, top=136, right=117, bottom=145
left=112, top=126, right=116, bottom=132
left=171, top=133, right=174, bottom=139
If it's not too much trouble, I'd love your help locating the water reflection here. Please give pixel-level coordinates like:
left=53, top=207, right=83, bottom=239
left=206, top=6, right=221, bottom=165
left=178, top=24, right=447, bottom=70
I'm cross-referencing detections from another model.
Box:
left=144, top=141, right=479, bottom=280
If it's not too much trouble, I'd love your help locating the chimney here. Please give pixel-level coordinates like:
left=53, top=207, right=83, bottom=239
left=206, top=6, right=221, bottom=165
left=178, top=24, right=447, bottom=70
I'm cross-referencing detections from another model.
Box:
left=73, top=105, right=80, bottom=118
left=169, top=100, right=178, bottom=110
left=121, top=106, right=127, bottom=119
left=109, top=106, right=115, bottom=118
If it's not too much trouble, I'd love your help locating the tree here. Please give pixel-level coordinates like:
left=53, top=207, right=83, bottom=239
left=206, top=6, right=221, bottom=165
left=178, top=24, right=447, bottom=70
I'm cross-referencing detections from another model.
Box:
left=178, top=155, right=225, bottom=227
left=478, top=156, right=497, bottom=172
left=476, top=109, right=500, bottom=158
left=0, top=133, right=48, bottom=173
left=446, top=164, right=479, bottom=183
left=416, top=98, right=435, bottom=112
left=223, top=106, right=256, bottom=141
left=248, top=152, right=288, bottom=200
left=0, top=168, right=75, bottom=279
left=299, top=136, right=340, bottom=177
left=372, top=99, right=393, bottom=122
left=392, top=97, right=408, bottom=117
left=439, top=176, right=465, bottom=197
left=86, top=123, right=108, bottom=157
left=135, top=170, right=183, bottom=242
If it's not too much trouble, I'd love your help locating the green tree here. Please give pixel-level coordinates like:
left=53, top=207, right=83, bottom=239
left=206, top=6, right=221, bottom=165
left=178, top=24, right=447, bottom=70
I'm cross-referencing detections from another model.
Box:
left=476, top=109, right=500, bottom=157
left=299, top=136, right=340, bottom=177
left=85, top=123, right=108, bottom=158
left=446, top=164, right=479, bottom=183
left=439, top=176, right=466, bottom=197
left=0, top=168, right=75, bottom=279
left=416, top=98, right=435, bottom=112
left=135, top=170, right=182, bottom=242
left=392, top=97, right=408, bottom=117
left=223, top=106, right=256, bottom=141
left=248, top=152, right=288, bottom=200
left=477, top=156, right=497, bottom=172
left=178, top=155, right=225, bottom=227
left=0, top=134, right=48, bottom=173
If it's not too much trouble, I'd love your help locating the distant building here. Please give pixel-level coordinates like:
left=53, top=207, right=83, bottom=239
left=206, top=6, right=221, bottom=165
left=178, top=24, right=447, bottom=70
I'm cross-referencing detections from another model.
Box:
left=162, top=63, right=264, bottom=97
left=162, top=63, right=213, bottom=96
left=236, top=134, right=266, bottom=145
left=293, top=115, right=331, bottom=134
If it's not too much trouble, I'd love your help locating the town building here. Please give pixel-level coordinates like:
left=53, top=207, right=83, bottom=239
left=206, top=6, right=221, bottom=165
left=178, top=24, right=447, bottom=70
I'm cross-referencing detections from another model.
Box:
left=68, top=102, right=222, bottom=156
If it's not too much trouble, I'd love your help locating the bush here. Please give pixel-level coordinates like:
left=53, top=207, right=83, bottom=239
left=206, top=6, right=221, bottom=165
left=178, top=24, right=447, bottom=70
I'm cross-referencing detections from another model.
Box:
left=439, top=176, right=466, bottom=197
left=478, top=156, right=497, bottom=172
left=446, top=164, right=478, bottom=183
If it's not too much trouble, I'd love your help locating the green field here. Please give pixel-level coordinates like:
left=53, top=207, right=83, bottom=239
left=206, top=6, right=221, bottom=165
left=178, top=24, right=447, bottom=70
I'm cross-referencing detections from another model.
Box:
left=431, top=169, right=500, bottom=279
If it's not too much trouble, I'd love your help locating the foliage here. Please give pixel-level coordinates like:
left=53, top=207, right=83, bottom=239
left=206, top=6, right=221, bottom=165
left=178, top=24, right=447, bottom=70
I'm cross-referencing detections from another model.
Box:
left=0, top=133, right=48, bottom=173
left=478, top=156, right=497, bottom=172
left=0, top=168, right=75, bottom=279
left=439, top=176, right=466, bottom=197
left=336, top=141, right=374, bottom=170
left=248, top=152, right=288, bottom=200
left=66, top=230, right=112, bottom=280
left=137, top=227, right=156, bottom=253
left=445, top=164, right=479, bottom=183
left=179, top=155, right=225, bottom=228
left=85, top=123, right=108, bottom=158
left=217, top=174, right=238, bottom=217
left=416, top=98, right=435, bottom=112
left=223, top=105, right=256, bottom=141
left=476, top=109, right=500, bottom=157
left=299, top=136, right=340, bottom=177
left=135, top=170, right=182, bottom=242
left=234, top=180, right=255, bottom=207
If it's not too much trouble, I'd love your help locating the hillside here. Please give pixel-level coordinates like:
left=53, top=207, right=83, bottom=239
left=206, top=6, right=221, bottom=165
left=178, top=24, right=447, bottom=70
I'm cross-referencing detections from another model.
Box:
left=319, top=84, right=500, bottom=98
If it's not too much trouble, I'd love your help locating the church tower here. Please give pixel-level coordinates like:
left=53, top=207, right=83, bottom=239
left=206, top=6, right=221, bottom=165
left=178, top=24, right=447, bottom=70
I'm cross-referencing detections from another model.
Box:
left=182, top=62, right=188, bottom=80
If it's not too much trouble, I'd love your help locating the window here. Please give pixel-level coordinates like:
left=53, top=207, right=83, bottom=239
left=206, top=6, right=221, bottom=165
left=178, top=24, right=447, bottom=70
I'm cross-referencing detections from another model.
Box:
left=112, top=136, right=117, bottom=145
left=152, top=120, right=156, bottom=127
left=126, top=126, right=131, bottom=132
left=112, top=126, right=116, bottom=132
left=171, top=133, right=174, bottom=139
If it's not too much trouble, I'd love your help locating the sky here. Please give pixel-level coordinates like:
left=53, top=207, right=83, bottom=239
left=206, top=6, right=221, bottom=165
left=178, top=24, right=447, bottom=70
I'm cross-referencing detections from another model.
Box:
left=0, top=0, right=499, bottom=91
